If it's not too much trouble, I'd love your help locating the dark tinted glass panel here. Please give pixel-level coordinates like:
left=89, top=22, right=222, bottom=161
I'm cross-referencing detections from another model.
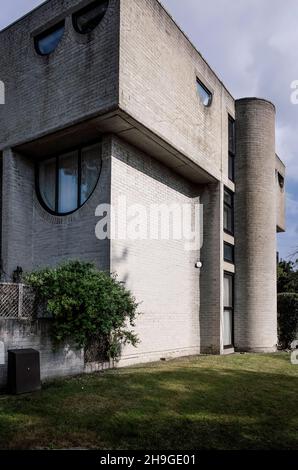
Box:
left=224, top=188, right=234, bottom=234
left=196, top=79, right=212, bottom=107
left=228, top=153, right=235, bottom=181
left=228, top=116, right=235, bottom=154
left=73, top=0, right=109, bottom=34
left=35, top=22, right=65, bottom=55
left=278, top=172, right=285, bottom=189
left=39, top=158, right=56, bottom=211
left=228, top=116, right=235, bottom=182
left=224, top=243, right=234, bottom=263
left=81, top=144, right=102, bottom=204
left=223, top=273, right=234, bottom=347
left=38, top=143, right=102, bottom=215
left=58, top=151, right=78, bottom=214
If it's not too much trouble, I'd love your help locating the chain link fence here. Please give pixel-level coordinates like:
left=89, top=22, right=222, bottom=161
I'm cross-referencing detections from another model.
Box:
left=0, top=283, right=39, bottom=319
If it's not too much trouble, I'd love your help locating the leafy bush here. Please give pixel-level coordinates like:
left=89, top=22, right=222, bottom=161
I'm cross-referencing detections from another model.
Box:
left=277, top=260, right=298, bottom=294
left=277, top=293, right=298, bottom=349
left=25, top=261, right=139, bottom=360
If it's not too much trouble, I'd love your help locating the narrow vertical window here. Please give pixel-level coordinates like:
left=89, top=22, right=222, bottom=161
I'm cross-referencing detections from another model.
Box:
left=228, top=115, right=235, bottom=182
left=196, top=79, right=212, bottom=107
left=224, top=273, right=234, bottom=349
left=38, top=158, right=56, bottom=211
left=58, top=151, right=79, bottom=214
left=224, top=188, right=234, bottom=235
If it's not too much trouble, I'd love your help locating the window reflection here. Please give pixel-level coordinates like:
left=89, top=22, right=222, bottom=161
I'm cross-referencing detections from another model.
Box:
left=35, top=22, right=65, bottom=55
left=37, top=143, right=102, bottom=215
left=73, top=0, right=109, bottom=34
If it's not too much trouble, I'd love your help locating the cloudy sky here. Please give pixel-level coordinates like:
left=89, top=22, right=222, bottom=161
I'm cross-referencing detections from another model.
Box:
left=1, top=0, right=297, bottom=259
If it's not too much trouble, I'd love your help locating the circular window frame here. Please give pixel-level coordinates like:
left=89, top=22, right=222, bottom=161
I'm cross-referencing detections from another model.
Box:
left=35, top=142, right=103, bottom=217
left=72, top=0, right=110, bottom=35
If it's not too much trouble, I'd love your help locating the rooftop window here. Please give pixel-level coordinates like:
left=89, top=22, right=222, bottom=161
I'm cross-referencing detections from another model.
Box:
left=277, top=172, right=285, bottom=189
left=73, top=0, right=109, bottom=34
left=34, top=21, right=65, bottom=56
left=196, top=78, right=212, bottom=107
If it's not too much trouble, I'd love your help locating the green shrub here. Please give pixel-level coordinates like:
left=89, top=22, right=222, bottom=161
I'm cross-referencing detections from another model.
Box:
left=277, top=293, right=298, bottom=349
left=25, top=261, right=139, bottom=360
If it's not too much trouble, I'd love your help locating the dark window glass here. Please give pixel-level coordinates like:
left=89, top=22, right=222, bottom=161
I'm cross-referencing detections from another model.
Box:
left=81, top=144, right=102, bottom=204
left=224, top=273, right=234, bottom=348
left=39, top=158, right=56, bottom=211
left=37, top=143, right=102, bottom=215
left=73, top=0, right=109, bottom=34
left=196, top=79, right=212, bottom=107
left=228, top=153, right=235, bottom=181
left=228, top=116, right=235, bottom=182
left=278, top=172, right=285, bottom=189
left=224, top=188, right=234, bottom=235
left=224, top=242, right=234, bottom=263
left=58, top=151, right=79, bottom=214
left=35, top=21, right=65, bottom=55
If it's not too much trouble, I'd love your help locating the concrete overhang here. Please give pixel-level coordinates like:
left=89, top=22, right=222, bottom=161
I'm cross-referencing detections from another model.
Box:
left=13, top=109, right=217, bottom=185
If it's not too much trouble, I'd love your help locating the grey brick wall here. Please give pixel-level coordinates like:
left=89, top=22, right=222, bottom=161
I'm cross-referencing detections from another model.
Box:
left=119, top=0, right=235, bottom=181
left=0, top=0, right=285, bottom=367
left=234, top=98, right=277, bottom=352
left=200, top=182, right=222, bottom=354
left=0, top=0, right=120, bottom=150
left=1, top=137, right=111, bottom=277
left=0, top=319, right=84, bottom=391
left=110, top=136, right=201, bottom=365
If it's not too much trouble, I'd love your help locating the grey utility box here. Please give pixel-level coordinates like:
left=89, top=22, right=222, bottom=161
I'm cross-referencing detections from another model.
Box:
left=8, top=349, right=41, bottom=394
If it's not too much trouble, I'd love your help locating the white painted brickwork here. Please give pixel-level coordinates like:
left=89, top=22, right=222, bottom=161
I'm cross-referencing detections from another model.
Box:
left=110, top=136, right=201, bottom=365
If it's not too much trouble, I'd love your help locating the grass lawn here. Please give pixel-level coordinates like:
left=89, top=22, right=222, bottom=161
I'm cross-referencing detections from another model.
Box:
left=0, top=353, right=297, bottom=450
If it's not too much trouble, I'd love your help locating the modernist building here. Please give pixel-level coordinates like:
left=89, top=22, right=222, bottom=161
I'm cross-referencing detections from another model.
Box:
left=0, top=0, right=285, bottom=373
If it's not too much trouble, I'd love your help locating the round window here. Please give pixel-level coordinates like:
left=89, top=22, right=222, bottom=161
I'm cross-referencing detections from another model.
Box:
left=37, top=143, right=102, bottom=215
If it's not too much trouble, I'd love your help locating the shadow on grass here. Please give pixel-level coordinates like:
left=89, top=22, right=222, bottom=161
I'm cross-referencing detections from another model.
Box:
left=0, top=355, right=297, bottom=450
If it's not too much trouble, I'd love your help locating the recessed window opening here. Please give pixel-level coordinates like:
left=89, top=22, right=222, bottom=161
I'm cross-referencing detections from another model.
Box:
left=278, top=172, right=285, bottom=189
left=224, top=188, right=234, bottom=235
left=196, top=78, right=212, bottom=107
left=228, top=115, right=235, bottom=182
left=34, top=21, right=65, bottom=56
left=224, top=242, right=234, bottom=264
left=224, top=272, right=234, bottom=349
left=73, top=0, right=109, bottom=34
left=37, top=143, right=102, bottom=215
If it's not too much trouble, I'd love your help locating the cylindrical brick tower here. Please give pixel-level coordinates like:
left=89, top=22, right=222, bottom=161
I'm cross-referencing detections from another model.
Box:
left=234, top=98, right=277, bottom=352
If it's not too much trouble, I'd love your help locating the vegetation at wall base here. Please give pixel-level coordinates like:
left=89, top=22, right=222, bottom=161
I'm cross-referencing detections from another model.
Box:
left=277, top=260, right=298, bottom=349
left=24, top=261, right=139, bottom=360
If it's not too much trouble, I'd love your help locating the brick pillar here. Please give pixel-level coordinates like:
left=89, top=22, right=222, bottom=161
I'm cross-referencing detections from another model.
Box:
left=234, top=98, right=277, bottom=352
